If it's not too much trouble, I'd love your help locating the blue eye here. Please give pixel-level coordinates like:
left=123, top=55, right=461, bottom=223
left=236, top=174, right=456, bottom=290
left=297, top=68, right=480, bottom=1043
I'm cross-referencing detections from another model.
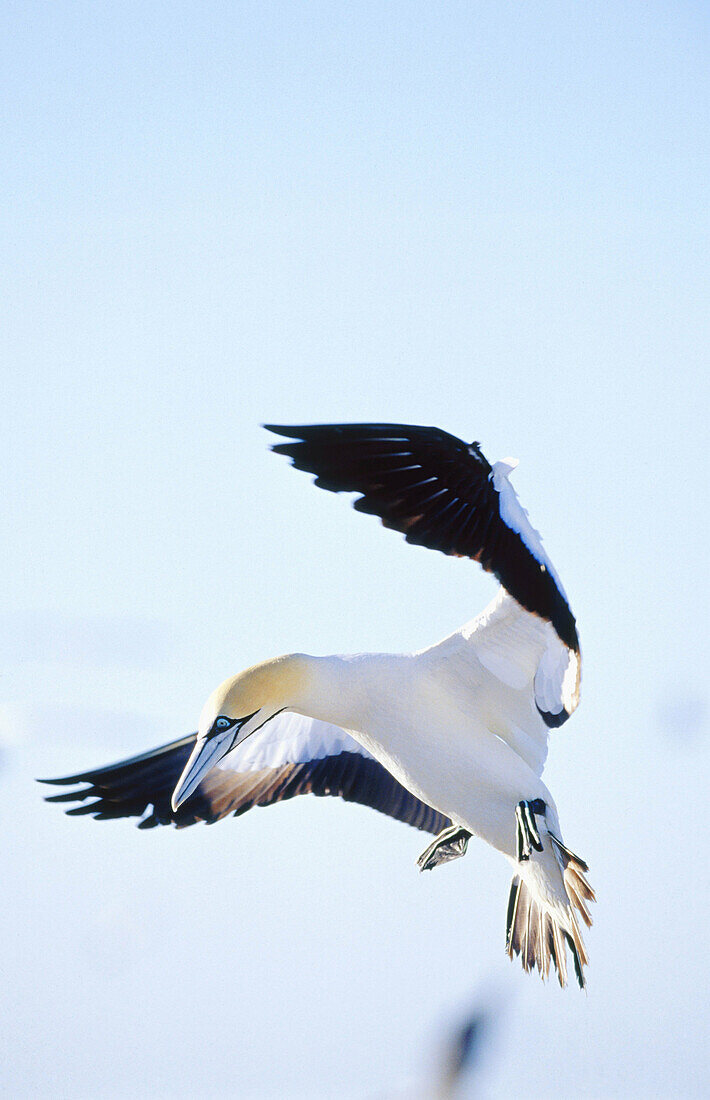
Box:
left=214, top=716, right=232, bottom=732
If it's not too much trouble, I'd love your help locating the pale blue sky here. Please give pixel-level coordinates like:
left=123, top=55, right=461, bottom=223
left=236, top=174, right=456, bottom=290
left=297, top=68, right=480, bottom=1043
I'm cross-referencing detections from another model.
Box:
left=1, top=3, right=708, bottom=1097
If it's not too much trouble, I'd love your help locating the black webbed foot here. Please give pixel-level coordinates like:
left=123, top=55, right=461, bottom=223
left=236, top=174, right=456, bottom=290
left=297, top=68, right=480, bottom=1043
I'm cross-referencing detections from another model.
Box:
left=417, top=824, right=472, bottom=872
left=515, top=798, right=546, bottom=862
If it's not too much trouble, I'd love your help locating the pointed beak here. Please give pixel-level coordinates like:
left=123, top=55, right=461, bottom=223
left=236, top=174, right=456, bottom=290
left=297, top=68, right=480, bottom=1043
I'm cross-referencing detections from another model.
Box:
left=171, top=730, right=234, bottom=812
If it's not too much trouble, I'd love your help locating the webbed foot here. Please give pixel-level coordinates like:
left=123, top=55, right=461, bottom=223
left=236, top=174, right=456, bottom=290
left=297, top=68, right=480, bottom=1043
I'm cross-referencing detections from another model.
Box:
left=417, top=824, right=472, bottom=872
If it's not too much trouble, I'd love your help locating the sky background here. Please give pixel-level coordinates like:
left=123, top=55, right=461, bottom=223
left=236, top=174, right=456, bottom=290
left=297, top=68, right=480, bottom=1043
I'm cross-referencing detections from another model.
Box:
left=1, top=2, right=708, bottom=1096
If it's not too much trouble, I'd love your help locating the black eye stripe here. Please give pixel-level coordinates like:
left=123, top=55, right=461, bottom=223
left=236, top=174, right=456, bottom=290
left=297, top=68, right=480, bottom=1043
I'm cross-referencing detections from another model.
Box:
left=208, top=711, right=259, bottom=739
left=207, top=716, right=236, bottom=739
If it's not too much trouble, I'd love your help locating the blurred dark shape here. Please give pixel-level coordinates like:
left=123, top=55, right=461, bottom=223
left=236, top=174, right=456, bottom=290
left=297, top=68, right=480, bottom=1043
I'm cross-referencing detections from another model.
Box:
left=436, top=1005, right=495, bottom=1099
left=368, top=996, right=502, bottom=1099
left=657, top=692, right=708, bottom=745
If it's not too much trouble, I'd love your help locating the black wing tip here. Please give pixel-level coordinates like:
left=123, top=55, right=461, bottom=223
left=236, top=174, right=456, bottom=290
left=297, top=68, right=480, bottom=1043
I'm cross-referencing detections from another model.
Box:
left=37, top=734, right=198, bottom=790
left=64, top=802, right=103, bottom=817
left=263, top=423, right=297, bottom=438
left=39, top=735, right=200, bottom=828
left=43, top=788, right=92, bottom=803
left=37, top=773, right=90, bottom=786
left=269, top=443, right=302, bottom=461
left=536, top=705, right=573, bottom=729
left=264, top=421, right=457, bottom=440
left=264, top=423, right=355, bottom=440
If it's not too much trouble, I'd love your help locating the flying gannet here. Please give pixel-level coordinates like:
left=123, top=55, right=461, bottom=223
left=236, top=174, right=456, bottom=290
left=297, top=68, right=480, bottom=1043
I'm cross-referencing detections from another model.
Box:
left=42, top=423, right=594, bottom=987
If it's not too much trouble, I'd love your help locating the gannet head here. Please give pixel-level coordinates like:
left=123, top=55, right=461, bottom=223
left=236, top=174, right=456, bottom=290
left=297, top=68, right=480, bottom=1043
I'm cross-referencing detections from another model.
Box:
left=171, top=654, right=310, bottom=811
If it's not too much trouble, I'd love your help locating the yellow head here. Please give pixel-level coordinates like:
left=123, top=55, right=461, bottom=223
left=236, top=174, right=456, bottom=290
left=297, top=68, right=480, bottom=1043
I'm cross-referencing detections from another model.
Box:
left=171, top=654, right=311, bottom=811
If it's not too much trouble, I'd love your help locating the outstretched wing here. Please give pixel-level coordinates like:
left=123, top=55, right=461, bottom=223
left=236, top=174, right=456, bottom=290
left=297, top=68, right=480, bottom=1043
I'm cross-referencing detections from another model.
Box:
left=266, top=423, right=579, bottom=654
left=40, top=711, right=451, bottom=834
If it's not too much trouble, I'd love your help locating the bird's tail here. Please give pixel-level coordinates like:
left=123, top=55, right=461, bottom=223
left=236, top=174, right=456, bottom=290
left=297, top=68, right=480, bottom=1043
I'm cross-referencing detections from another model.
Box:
left=505, top=839, right=595, bottom=989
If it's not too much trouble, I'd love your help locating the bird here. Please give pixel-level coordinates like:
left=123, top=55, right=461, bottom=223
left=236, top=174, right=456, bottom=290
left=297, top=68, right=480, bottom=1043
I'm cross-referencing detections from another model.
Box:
left=41, top=422, right=594, bottom=988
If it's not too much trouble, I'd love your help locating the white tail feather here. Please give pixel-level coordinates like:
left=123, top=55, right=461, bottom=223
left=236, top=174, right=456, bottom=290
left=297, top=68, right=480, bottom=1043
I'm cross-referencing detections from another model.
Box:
left=505, top=842, right=595, bottom=989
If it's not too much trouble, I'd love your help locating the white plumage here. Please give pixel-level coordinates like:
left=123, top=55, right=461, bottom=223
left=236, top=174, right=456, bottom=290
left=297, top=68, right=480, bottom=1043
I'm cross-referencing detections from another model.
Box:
left=42, top=422, right=593, bottom=988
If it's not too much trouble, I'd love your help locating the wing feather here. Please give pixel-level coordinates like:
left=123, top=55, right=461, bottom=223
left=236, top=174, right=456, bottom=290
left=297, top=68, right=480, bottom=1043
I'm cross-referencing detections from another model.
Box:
left=40, top=712, right=451, bottom=835
left=266, top=423, right=578, bottom=652
left=434, top=592, right=580, bottom=776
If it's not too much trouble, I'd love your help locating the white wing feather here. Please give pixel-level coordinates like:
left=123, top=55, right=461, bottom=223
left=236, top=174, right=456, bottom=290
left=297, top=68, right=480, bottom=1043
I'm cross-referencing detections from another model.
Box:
left=214, top=710, right=373, bottom=774
left=426, top=591, right=580, bottom=777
